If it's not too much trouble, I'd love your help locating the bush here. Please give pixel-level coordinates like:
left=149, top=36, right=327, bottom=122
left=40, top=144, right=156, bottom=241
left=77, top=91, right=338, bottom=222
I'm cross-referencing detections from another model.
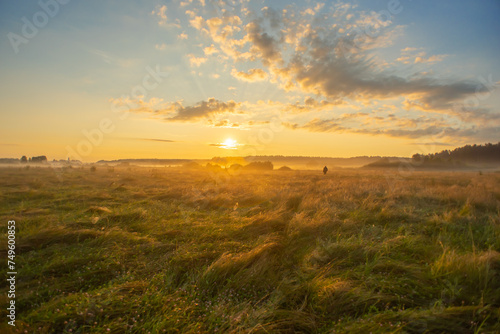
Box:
left=243, top=161, right=274, bottom=171
left=205, top=163, right=223, bottom=172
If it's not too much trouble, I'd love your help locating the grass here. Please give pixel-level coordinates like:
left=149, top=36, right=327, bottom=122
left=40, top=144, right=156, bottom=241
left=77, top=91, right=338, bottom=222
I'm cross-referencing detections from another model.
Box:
left=0, top=166, right=499, bottom=333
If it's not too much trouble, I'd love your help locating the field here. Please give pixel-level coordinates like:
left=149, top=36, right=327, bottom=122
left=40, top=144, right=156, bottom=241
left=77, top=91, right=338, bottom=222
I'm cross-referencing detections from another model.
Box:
left=1, top=166, right=499, bottom=333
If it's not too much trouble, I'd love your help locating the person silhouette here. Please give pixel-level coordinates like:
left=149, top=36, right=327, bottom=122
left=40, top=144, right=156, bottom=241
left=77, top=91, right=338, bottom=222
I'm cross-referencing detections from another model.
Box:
left=323, top=166, right=328, bottom=175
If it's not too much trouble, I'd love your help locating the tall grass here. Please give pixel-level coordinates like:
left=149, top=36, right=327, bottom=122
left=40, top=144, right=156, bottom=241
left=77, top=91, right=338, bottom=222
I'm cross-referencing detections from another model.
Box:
left=0, top=167, right=499, bottom=333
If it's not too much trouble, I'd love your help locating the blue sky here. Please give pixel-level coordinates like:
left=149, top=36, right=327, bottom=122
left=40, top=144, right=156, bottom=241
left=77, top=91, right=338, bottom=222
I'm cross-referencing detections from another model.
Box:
left=0, top=0, right=499, bottom=160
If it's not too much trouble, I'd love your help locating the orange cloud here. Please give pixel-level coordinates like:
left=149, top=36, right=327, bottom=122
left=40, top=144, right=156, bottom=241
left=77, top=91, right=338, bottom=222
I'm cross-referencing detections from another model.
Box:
left=151, top=5, right=167, bottom=26
left=187, top=54, right=207, bottom=67
left=231, top=68, right=268, bottom=82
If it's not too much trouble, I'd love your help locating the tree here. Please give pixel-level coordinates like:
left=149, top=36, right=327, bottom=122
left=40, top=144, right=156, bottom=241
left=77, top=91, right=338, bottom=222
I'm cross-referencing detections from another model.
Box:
left=243, top=161, right=274, bottom=171
left=20, top=156, right=27, bottom=163
left=31, top=156, right=48, bottom=163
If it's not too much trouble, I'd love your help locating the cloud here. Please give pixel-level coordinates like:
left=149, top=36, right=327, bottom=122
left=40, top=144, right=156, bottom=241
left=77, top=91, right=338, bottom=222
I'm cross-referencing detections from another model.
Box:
left=141, top=138, right=177, bottom=143
left=207, top=119, right=241, bottom=128
left=245, top=20, right=282, bottom=66
left=412, top=142, right=454, bottom=146
left=284, top=118, right=346, bottom=133
left=88, top=49, right=138, bottom=68
left=185, top=10, right=196, bottom=18
left=187, top=54, right=208, bottom=67
left=111, top=96, right=286, bottom=129
left=189, top=4, right=477, bottom=114
left=192, top=5, right=480, bottom=114
left=206, top=119, right=271, bottom=129
left=189, top=16, right=205, bottom=30
left=231, top=68, right=268, bottom=82
left=114, top=97, right=242, bottom=122
left=152, top=5, right=180, bottom=28
left=302, top=8, right=315, bottom=16
left=282, top=97, right=345, bottom=113
left=276, top=47, right=481, bottom=112
left=152, top=5, right=168, bottom=26
left=180, top=0, right=194, bottom=7
left=401, top=47, right=417, bottom=53
left=283, top=110, right=500, bottom=143
left=178, top=32, right=188, bottom=40
left=155, top=43, right=167, bottom=50
left=414, top=54, right=447, bottom=64
left=168, top=98, right=240, bottom=121
left=398, top=47, right=447, bottom=64
left=109, top=97, right=173, bottom=115
left=284, top=118, right=450, bottom=140
left=187, top=13, right=247, bottom=62
left=203, top=44, right=218, bottom=55
left=209, top=142, right=241, bottom=149
left=140, top=2, right=497, bottom=143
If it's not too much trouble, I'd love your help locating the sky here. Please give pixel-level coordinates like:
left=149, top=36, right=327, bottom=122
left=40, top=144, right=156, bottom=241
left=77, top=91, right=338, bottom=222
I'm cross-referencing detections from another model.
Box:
left=0, top=0, right=499, bottom=161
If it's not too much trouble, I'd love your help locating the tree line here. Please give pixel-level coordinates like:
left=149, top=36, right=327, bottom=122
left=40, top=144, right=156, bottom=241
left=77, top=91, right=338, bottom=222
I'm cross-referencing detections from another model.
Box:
left=412, top=142, right=500, bottom=163
left=21, top=155, right=48, bottom=163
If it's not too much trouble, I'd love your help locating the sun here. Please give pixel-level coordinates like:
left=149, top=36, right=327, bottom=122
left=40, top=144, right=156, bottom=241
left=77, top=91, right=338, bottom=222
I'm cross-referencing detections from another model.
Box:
left=221, top=138, right=238, bottom=149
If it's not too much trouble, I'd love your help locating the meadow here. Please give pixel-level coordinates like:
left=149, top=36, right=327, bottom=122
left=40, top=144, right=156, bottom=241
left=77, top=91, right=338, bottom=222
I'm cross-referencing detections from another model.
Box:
left=1, top=165, right=499, bottom=333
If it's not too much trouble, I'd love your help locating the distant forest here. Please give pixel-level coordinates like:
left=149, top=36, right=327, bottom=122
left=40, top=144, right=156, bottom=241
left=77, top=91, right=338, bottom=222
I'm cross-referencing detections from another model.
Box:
left=1, top=142, right=498, bottom=167
left=412, top=142, right=500, bottom=163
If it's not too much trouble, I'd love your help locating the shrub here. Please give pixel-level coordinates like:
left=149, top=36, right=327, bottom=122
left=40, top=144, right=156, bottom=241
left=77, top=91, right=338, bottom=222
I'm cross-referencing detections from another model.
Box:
left=243, top=161, right=274, bottom=171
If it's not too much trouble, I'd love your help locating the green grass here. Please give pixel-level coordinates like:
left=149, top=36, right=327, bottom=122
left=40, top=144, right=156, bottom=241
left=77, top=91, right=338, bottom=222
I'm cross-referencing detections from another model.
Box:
left=1, top=166, right=499, bottom=333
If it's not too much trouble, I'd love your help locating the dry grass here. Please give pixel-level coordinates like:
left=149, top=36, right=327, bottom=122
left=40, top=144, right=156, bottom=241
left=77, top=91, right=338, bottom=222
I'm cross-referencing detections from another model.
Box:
left=0, top=166, right=499, bottom=333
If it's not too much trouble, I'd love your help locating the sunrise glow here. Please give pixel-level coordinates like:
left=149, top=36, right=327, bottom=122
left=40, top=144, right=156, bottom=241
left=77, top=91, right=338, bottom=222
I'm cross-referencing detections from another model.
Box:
left=0, top=1, right=498, bottom=161
left=221, top=138, right=238, bottom=150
